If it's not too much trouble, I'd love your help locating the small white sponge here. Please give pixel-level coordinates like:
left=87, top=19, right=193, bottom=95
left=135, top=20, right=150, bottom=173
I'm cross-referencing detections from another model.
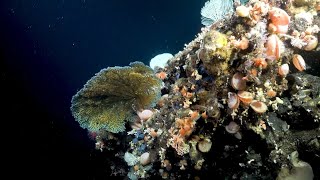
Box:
left=149, top=53, right=173, bottom=70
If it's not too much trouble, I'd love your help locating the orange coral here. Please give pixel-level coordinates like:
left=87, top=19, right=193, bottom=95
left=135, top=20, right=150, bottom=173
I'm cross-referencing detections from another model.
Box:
left=156, top=71, right=167, bottom=80
left=253, top=58, right=268, bottom=69
left=167, top=128, right=190, bottom=156
left=175, top=111, right=199, bottom=137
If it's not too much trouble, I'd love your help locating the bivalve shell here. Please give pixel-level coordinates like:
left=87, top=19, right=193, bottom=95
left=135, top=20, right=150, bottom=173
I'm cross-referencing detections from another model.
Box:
left=228, top=92, right=240, bottom=109
left=268, top=7, right=290, bottom=34
left=250, top=100, right=268, bottom=114
left=278, top=63, right=289, bottom=77
left=225, top=121, right=240, bottom=134
left=231, top=73, right=247, bottom=90
left=266, top=34, right=283, bottom=60
left=303, top=35, right=318, bottom=51
left=292, top=54, right=306, bottom=71
left=137, top=109, right=154, bottom=121
left=140, top=152, right=151, bottom=166
left=237, top=91, right=254, bottom=105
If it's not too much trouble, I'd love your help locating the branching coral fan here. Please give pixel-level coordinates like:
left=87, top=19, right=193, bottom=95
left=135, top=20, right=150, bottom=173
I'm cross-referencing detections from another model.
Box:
left=70, top=61, right=161, bottom=133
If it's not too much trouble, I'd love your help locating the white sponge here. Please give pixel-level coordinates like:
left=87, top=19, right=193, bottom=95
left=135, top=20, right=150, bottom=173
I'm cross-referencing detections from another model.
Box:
left=149, top=53, right=173, bottom=70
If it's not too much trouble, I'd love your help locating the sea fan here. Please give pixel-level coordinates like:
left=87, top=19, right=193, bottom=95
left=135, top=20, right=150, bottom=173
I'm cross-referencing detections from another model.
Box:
left=70, top=62, right=161, bottom=133
left=200, top=0, right=234, bottom=27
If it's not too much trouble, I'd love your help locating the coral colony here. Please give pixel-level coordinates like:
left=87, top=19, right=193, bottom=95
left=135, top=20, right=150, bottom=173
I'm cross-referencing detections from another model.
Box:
left=71, top=0, right=319, bottom=179
left=71, top=62, right=162, bottom=133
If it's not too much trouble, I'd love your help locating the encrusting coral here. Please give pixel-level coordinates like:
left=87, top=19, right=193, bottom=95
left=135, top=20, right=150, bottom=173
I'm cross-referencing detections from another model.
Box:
left=70, top=62, right=161, bottom=133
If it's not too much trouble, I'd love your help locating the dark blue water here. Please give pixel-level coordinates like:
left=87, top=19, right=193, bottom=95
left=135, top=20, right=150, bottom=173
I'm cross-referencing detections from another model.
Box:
left=1, top=0, right=206, bottom=178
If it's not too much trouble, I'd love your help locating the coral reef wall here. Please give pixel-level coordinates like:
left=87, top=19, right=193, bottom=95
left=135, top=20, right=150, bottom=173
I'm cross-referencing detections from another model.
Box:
left=71, top=0, right=319, bottom=179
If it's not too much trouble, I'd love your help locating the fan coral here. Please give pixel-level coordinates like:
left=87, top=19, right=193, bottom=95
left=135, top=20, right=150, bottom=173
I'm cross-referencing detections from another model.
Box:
left=70, top=62, right=161, bottom=133
left=200, top=0, right=234, bottom=27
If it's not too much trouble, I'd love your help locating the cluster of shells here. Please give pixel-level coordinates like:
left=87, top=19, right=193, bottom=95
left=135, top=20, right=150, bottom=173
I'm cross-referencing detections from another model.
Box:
left=122, top=0, right=319, bottom=178
left=226, top=0, right=319, bottom=118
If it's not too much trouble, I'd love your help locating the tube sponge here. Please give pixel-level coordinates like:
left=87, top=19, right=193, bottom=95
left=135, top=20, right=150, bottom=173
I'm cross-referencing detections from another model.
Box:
left=70, top=62, right=161, bottom=133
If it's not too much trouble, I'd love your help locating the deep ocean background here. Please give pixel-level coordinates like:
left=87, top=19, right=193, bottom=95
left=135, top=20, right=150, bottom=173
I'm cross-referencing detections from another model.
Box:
left=1, top=0, right=207, bottom=178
